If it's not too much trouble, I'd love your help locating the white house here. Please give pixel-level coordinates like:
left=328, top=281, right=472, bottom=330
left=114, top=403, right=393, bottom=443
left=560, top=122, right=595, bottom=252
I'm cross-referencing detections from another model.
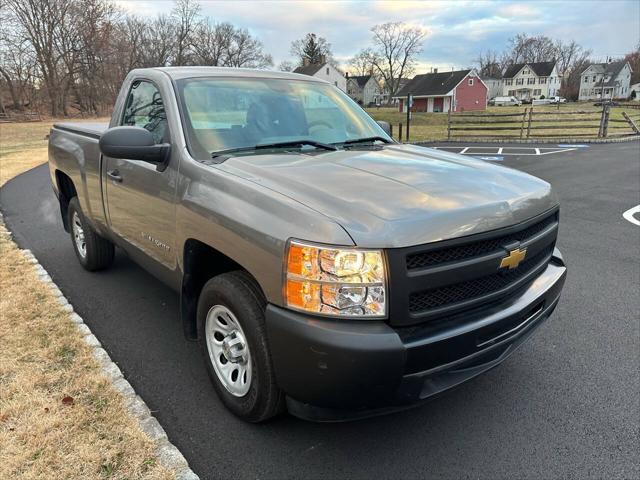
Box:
left=481, top=77, right=502, bottom=100
left=293, top=60, right=346, bottom=92
left=346, top=74, right=383, bottom=106
left=501, top=61, right=561, bottom=100
left=578, top=61, right=633, bottom=101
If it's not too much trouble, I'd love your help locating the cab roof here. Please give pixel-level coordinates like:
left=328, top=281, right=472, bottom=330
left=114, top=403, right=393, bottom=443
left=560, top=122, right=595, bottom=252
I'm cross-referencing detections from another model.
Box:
left=135, top=66, right=327, bottom=83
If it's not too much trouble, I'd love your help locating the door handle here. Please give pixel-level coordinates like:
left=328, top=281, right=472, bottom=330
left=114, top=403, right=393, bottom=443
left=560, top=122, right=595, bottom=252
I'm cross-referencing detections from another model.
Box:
left=107, top=169, right=123, bottom=183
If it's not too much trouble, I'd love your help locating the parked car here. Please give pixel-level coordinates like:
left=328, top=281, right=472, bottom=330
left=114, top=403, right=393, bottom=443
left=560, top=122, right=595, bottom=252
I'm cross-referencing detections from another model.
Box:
left=48, top=67, right=567, bottom=422
left=493, top=96, right=522, bottom=106
left=549, top=96, right=567, bottom=104
left=488, top=97, right=496, bottom=106
left=594, top=100, right=619, bottom=106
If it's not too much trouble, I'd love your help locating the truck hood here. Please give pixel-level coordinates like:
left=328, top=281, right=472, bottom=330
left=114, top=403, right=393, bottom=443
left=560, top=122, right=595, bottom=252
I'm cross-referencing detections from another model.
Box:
left=218, top=144, right=557, bottom=248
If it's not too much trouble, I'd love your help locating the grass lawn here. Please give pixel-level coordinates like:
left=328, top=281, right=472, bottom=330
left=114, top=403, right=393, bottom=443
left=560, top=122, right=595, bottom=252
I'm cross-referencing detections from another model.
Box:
left=366, top=103, right=638, bottom=142
left=0, top=120, right=172, bottom=479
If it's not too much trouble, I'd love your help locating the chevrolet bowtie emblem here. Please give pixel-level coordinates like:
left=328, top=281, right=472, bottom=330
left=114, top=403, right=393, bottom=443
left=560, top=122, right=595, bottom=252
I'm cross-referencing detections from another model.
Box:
left=499, top=248, right=527, bottom=269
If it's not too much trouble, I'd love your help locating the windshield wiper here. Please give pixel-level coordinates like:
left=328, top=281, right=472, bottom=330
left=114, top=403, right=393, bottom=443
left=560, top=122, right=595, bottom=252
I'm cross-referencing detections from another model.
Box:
left=211, top=139, right=337, bottom=160
left=340, top=136, right=392, bottom=146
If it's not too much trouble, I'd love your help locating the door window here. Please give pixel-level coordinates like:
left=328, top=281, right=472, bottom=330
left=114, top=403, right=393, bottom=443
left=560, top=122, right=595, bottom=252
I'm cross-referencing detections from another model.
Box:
left=121, top=80, right=168, bottom=144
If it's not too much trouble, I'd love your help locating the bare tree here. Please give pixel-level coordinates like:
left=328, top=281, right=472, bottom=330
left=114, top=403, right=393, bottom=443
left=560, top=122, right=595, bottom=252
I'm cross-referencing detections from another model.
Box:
left=73, top=0, right=120, bottom=115
left=367, top=22, right=425, bottom=102
left=474, top=50, right=502, bottom=77
left=277, top=60, right=295, bottom=72
left=625, top=44, right=640, bottom=85
left=348, top=49, right=374, bottom=76
left=171, top=0, right=200, bottom=65
left=503, top=34, right=558, bottom=66
left=0, top=8, right=39, bottom=111
left=0, top=0, right=277, bottom=117
left=140, top=14, right=177, bottom=67
left=6, top=0, right=77, bottom=116
left=192, top=20, right=234, bottom=66
left=226, top=28, right=272, bottom=68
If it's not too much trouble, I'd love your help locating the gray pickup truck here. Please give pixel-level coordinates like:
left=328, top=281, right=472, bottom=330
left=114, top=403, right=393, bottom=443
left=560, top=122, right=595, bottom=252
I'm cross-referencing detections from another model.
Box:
left=48, top=67, right=566, bottom=422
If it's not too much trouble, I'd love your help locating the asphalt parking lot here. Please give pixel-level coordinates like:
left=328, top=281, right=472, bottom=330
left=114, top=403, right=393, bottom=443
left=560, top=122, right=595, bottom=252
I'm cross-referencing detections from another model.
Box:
left=1, top=141, right=639, bottom=479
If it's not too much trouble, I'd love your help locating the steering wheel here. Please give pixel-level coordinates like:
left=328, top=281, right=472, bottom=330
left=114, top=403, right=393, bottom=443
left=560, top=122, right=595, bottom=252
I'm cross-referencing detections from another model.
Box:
left=308, top=120, right=333, bottom=131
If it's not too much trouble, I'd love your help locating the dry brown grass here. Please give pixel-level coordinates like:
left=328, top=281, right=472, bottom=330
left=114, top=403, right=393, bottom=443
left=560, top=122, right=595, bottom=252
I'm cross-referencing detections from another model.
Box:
left=0, top=122, right=173, bottom=479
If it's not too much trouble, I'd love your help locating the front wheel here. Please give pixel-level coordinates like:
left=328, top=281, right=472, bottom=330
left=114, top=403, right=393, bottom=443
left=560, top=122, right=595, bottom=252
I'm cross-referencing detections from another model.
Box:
left=197, top=271, right=284, bottom=422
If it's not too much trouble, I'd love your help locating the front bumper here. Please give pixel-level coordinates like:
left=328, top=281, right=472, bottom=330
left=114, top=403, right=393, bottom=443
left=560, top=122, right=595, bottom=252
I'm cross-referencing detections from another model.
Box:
left=265, top=250, right=567, bottom=421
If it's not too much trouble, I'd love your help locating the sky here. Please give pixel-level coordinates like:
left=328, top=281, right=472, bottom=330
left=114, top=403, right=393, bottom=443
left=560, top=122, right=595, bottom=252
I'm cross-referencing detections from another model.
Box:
left=115, top=0, right=640, bottom=72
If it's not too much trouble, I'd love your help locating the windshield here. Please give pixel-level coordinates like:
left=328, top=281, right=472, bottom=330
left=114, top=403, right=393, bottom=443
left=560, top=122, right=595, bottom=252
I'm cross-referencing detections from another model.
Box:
left=175, top=77, right=391, bottom=159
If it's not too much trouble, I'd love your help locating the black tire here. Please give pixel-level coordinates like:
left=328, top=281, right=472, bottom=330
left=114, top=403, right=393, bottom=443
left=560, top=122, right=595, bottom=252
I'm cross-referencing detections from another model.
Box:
left=197, top=271, right=284, bottom=422
left=67, top=197, right=115, bottom=271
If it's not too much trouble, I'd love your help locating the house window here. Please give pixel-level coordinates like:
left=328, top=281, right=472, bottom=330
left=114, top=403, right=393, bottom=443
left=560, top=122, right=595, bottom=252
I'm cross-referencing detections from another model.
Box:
left=468, top=78, right=474, bottom=86
left=523, top=69, right=529, bottom=74
left=516, top=78, right=524, bottom=85
left=508, top=90, right=515, bottom=96
left=527, top=78, right=535, bottom=85
left=505, top=79, right=513, bottom=85
left=583, top=76, right=588, bottom=83
left=334, top=81, right=337, bottom=87
left=592, top=75, right=596, bottom=82
left=539, top=77, right=547, bottom=84
left=326, top=67, right=330, bottom=75
left=534, top=89, right=541, bottom=95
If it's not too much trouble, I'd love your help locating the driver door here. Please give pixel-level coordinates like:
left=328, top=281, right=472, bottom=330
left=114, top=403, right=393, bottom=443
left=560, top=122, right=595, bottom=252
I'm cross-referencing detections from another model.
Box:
left=104, top=79, right=178, bottom=269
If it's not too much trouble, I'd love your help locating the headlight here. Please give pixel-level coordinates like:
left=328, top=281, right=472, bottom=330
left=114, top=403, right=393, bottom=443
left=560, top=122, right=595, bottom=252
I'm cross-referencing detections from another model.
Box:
left=284, top=240, right=386, bottom=318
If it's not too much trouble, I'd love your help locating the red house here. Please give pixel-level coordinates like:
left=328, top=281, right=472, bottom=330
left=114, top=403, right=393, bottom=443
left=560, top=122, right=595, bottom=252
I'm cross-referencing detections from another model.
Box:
left=393, top=69, right=487, bottom=113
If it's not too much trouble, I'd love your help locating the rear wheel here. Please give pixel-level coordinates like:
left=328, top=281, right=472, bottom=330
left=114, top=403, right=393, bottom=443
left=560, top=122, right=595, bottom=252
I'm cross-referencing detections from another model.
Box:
left=197, top=271, right=284, bottom=422
left=68, top=197, right=115, bottom=271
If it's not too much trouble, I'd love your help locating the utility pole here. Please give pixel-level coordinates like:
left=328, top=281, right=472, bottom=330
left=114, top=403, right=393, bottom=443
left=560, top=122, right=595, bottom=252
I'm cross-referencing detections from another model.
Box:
left=406, top=94, right=412, bottom=142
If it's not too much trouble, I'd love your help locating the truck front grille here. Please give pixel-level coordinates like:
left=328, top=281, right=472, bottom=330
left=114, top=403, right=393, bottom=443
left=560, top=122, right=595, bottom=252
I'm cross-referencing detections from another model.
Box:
left=406, top=213, right=557, bottom=270
left=408, top=246, right=553, bottom=313
left=385, top=208, right=559, bottom=327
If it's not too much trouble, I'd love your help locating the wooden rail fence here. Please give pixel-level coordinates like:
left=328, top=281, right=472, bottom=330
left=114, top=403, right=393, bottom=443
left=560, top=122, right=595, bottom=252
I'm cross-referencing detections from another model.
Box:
left=446, top=106, right=640, bottom=140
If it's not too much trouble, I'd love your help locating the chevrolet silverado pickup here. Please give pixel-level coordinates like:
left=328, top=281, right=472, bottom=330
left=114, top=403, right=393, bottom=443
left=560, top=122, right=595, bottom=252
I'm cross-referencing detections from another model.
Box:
left=48, top=67, right=567, bottom=422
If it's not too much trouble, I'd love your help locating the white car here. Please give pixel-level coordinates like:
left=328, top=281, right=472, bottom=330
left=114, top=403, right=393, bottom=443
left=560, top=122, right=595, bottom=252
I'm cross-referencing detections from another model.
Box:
left=493, top=96, right=522, bottom=106
left=549, top=96, right=567, bottom=104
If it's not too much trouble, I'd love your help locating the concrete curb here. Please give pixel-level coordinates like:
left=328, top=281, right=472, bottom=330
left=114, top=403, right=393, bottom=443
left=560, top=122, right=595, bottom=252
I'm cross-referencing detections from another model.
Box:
left=411, top=136, right=640, bottom=145
left=0, top=213, right=198, bottom=480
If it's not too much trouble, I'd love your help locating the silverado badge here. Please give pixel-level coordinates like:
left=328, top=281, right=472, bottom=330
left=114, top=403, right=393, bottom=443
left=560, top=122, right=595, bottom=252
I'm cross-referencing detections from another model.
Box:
left=499, top=248, right=527, bottom=269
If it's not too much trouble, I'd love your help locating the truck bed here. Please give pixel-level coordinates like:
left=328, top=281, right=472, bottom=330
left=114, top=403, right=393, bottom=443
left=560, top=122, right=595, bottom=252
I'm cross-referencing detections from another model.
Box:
left=49, top=122, right=109, bottom=227
left=53, top=122, right=109, bottom=139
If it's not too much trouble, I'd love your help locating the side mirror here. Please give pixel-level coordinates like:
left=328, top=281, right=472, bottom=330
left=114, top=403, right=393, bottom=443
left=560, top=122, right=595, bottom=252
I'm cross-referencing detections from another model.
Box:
left=99, top=126, right=170, bottom=165
left=376, top=120, right=391, bottom=136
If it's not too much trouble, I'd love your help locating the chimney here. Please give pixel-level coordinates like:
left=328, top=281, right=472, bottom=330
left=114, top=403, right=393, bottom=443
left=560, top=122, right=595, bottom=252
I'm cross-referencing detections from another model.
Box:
left=345, top=72, right=349, bottom=78
left=303, top=57, right=310, bottom=67
left=433, top=68, right=438, bottom=74
left=319, top=54, right=326, bottom=65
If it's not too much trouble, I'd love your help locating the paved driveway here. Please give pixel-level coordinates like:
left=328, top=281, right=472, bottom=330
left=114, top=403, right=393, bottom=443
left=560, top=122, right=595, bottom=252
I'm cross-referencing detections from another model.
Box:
left=1, top=142, right=638, bottom=479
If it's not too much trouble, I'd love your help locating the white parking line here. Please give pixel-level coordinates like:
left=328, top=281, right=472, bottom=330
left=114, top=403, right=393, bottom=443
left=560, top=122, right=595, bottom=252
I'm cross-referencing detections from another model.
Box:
left=622, top=205, right=640, bottom=226
left=431, top=146, right=577, bottom=156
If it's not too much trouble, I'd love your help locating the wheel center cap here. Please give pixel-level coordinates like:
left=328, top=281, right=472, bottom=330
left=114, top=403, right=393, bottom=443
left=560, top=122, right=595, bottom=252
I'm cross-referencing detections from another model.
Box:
left=221, top=331, right=246, bottom=364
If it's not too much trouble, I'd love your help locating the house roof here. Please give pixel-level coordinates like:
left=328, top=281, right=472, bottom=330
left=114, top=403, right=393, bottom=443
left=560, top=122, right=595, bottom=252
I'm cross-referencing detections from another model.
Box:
left=395, top=70, right=472, bottom=97
left=349, top=75, right=373, bottom=88
left=293, top=63, right=326, bottom=76
left=582, top=61, right=629, bottom=86
left=503, top=61, right=556, bottom=78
